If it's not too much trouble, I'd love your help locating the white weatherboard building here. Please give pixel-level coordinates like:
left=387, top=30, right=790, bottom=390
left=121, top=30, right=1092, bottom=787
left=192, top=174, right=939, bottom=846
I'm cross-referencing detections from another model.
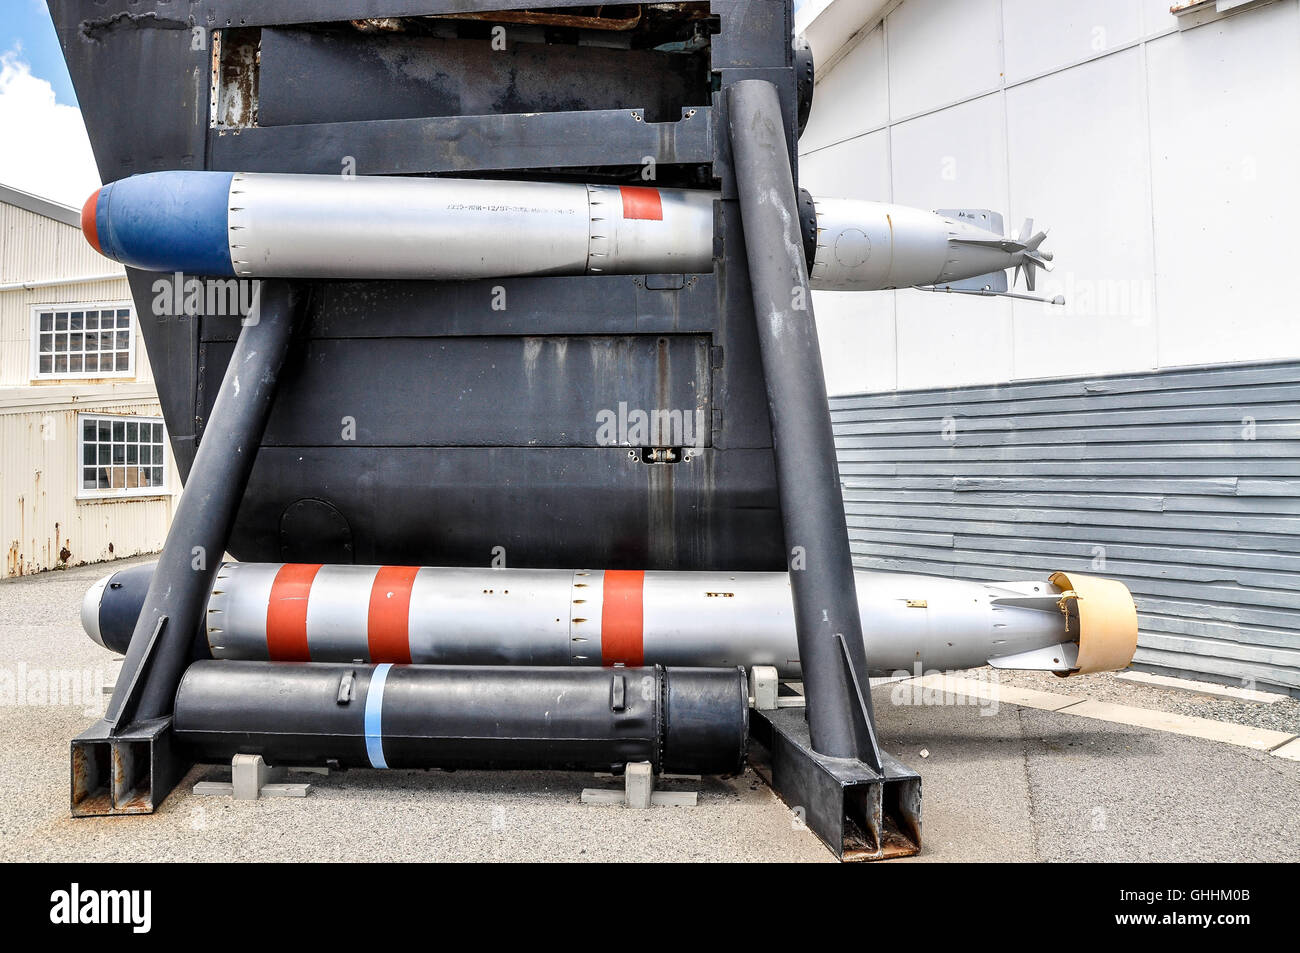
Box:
left=1, top=184, right=180, bottom=576
left=799, top=0, right=1300, bottom=695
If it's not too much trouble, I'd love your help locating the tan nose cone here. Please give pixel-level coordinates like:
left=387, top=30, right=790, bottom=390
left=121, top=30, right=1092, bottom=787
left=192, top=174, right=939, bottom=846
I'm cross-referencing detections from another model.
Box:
left=1049, top=571, right=1139, bottom=675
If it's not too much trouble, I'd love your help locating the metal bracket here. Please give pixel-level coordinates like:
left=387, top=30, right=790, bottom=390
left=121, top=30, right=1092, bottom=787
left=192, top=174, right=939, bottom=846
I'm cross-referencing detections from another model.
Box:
left=835, top=633, right=884, bottom=772
left=106, top=615, right=166, bottom=733
left=749, top=665, right=779, bottom=710
left=580, top=762, right=699, bottom=808
left=193, top=754, right=312, bottom=800
left=914, top=283, right=1066, bottom=306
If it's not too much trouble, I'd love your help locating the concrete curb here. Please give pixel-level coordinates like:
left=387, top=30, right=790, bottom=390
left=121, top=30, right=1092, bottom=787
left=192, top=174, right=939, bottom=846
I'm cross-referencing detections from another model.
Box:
left=1116, top=669, right=1290, bottom=704
left=900, top=674, right=1300, bottom=758
left=1272, top=738, right=1300, bottom=762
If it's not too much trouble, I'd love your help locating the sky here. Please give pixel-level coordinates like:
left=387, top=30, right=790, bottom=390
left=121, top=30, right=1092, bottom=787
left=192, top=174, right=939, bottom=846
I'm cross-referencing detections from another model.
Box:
left=0, top=0, right=101, bottom=207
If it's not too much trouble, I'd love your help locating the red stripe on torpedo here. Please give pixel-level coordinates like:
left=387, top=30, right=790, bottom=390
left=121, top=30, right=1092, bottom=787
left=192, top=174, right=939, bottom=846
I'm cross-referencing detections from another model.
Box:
left=368, top=566, right=419, bottom=664
left=265, top=563, right=322, bottom=661
left=600, top=570, right=645, bottom=666
left=619, top=186, right=663, bottom=222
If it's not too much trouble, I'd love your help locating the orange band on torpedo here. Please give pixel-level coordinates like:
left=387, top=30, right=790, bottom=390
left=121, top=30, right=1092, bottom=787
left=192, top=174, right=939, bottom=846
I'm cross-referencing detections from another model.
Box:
left=619, top=186, right=663, bottom=222
left=367, top=566, right=419, bottom=664
left=600, top=570, right=645, bottom=666
left=81, top=190, right=101, bottom=253
left=265, top=563, right=322, bottom=661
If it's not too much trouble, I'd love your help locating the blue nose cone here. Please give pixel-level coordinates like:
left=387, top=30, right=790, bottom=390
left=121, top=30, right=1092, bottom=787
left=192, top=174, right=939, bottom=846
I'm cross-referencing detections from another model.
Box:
left=90, top=171, right=236, bottom=276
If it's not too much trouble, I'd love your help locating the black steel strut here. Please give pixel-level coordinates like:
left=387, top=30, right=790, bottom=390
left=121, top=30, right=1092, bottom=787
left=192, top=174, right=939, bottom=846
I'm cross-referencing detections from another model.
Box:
left=72, top=280, right=307, bottom=816
left=727, top=80, right=921, bottom=860
left=726, top=79, right=881, bottom=767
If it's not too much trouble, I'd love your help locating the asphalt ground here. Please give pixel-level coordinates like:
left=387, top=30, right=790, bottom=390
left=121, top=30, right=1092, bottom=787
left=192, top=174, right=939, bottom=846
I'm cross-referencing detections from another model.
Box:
left=2, top=557, right=1296, bottom=862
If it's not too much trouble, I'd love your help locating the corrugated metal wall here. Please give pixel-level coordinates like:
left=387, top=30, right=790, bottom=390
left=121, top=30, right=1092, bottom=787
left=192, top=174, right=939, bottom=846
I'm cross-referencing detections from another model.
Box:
left=1, top=400, right=179, bottom=577
left=2, top=198, right=177, bottom=575
left=0, top=201, right=139, bottom=387
left=830, top=360, right=1300, bottom=697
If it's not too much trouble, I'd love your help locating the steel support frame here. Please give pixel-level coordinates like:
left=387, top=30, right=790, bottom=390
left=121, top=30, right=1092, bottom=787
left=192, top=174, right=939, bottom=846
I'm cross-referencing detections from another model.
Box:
left=56, top=2, right=923, bottom=857
left=71, top=281, right=306, bottom=816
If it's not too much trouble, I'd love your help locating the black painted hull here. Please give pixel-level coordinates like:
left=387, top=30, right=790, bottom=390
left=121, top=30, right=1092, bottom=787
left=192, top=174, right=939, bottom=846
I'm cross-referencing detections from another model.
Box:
left=51, top=1, right=804, bottom=571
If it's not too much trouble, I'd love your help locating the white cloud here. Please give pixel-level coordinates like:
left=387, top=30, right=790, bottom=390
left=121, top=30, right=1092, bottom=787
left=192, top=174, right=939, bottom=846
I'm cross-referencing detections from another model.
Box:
left=0, top=49, right=100, bottom=208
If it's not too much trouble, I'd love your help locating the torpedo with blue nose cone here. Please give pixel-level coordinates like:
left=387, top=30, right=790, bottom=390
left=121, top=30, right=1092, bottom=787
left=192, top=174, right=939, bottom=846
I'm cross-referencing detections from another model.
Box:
left=81, top=170, right=1057, bottom=298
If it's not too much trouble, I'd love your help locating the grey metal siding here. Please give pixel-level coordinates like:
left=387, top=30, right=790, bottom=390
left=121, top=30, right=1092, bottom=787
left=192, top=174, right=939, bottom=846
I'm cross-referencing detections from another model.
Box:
left=830, top=361, right=1300, bottom=696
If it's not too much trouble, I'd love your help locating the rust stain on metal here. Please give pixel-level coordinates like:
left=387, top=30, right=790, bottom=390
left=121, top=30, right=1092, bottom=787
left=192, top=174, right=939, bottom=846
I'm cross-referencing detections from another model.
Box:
left=212, top=28, right=260, bottom=129
left=109, top=745, right=153, bottom=814
left=351, top=18, right=407, bottom=32
left=112, top=746, right=127, bottom=789
left=432, top=4, right=646, bottom=31
left=844, top=826, right=922, bottom=862
left=71, top=745, right=112, bottom=816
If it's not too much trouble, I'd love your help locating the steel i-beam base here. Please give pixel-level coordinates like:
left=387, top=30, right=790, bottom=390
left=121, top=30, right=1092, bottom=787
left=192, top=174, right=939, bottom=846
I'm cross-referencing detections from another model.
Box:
left=749, top=707, right=921, bottom=861
left=71, top=716, right=188, bottom=817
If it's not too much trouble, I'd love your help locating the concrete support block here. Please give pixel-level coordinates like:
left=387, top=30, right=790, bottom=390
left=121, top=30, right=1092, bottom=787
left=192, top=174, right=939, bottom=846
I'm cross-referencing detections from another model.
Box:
left=624, top=761, right=654, bottom=809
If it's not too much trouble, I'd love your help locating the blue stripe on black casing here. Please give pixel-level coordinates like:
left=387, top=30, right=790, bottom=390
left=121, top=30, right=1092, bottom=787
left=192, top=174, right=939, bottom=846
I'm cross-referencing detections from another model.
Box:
left=96, top=171, right=236, bottom=276
left=364, top=663, right=393, bottom=769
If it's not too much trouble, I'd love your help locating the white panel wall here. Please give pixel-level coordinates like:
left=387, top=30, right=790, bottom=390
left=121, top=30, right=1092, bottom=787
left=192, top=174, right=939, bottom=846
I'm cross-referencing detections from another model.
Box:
left=798, top=24, right=889, bottom=154
left=800, top=0, right=1300, bottom=394
left=885, top=0, right=1002, bottom=119
left=1145, top=1, right=1300, bottom=367
left=1006, top=48, right=1159, bottom=380
left=1000, top=0, right=1144, bottom=83
left=889, top=93, right=1008, bottom=212
left=799, top=127, right=891, bottom=200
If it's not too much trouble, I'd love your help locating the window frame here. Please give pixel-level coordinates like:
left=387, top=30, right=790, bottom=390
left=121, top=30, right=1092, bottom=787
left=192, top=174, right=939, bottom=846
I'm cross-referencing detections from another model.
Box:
left=30, top=301, right=136, bottom=381
left=75, top=412, right=170, bottom=501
